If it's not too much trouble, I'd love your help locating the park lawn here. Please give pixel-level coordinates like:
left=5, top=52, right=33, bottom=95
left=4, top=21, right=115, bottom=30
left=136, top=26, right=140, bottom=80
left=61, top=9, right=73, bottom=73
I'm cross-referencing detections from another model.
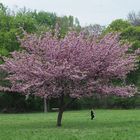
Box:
left=0, top=110, right=140, bottom=140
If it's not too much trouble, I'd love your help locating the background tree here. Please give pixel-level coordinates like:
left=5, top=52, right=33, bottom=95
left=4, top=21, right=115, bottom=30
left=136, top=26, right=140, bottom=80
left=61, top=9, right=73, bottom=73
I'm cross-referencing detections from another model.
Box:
left=128, top=11, right=140, bottom=26
left=82, top=24, right=105, bottom=36
left=0, top=31, right=138, bottom=126
left=104, top=19, right=131, bottom=33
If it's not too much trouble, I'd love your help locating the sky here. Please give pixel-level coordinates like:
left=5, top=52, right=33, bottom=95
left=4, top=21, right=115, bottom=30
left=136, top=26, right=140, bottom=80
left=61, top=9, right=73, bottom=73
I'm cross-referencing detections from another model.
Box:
left=0, top=0, right=140, bottom=26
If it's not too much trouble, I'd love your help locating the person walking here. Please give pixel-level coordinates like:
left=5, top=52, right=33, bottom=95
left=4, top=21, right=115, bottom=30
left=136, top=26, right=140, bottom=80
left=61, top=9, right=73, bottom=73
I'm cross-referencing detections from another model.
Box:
left=91, top=108, right=95, bottom=120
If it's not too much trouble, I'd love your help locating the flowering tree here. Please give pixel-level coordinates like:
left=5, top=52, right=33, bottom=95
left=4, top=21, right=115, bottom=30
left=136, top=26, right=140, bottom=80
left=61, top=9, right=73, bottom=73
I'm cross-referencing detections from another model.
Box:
left=0, top=32, right=138, bottom=126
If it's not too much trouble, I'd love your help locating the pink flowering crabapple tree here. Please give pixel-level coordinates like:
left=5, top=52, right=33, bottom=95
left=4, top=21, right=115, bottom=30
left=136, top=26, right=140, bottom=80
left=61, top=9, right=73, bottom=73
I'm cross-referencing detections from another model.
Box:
left=0, top=31, right=138, bottom=126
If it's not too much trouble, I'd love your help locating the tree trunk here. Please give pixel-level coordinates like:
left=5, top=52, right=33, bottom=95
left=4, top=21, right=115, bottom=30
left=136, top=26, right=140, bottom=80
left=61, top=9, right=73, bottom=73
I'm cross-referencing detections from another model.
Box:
left=57, top=95, right=64, bottom=126
left=57, top=109, right=64, bottom=126
left=56, top=95, right=76, bottom=127
left=44, top=98, right=47, bottom=113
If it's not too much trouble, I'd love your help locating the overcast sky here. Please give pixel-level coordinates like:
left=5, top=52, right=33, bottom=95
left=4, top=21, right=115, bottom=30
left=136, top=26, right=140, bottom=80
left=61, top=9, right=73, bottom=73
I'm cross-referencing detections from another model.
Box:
left=1, top=0, right=140, bottom=26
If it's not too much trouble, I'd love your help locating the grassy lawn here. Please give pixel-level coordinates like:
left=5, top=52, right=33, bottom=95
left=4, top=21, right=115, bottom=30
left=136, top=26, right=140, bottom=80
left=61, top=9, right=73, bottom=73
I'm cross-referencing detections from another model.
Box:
left=0, top=109, right=140, bottom=140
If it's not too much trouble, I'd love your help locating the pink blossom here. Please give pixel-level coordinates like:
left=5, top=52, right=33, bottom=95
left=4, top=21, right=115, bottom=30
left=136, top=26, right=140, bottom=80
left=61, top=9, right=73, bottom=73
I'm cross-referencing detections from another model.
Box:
left=0, top=32, right=138, bottom=98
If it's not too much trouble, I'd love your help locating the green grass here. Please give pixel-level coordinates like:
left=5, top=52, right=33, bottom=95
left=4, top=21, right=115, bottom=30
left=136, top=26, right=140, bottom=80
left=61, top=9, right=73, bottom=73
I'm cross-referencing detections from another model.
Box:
left=0, top=110, right=140, bottom=140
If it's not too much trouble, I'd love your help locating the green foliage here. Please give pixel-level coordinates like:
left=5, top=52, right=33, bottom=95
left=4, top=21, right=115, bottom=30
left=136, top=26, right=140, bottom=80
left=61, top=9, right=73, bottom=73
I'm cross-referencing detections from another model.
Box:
left=104, top=19, right=140, bottom=51
left=120, top=26, right=140, bottom=91
left=0, top=93, right=43, bottom=112
left=14, top=14, right=37, bottom=33
left=56, top=16, right=81, bottom=38
left=0, top=48, right=9, bottom=56
left=104, top=19, right=131, bottom=33
left=126, top=64, right=140, bottom=85
left=69, top=95, right=140, bottom=110
left=121, top=26, right=140, bottom=40
left=33, top=11, right=57, bottom=27
left=0, top=3, right=81, bottom=56
left=121, top=26, right=140, bottom=49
